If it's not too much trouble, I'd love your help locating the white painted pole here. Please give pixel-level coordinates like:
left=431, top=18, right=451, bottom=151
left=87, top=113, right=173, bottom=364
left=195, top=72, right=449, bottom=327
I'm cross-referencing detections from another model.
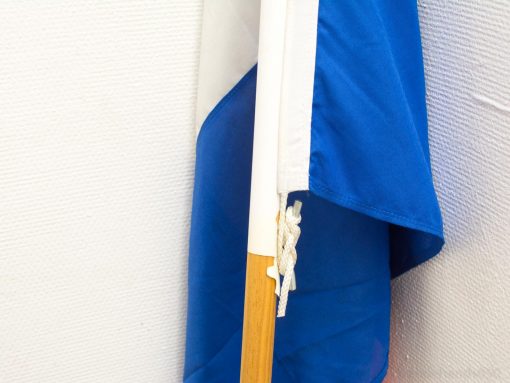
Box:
left=240, top=0, right=288, bottom=382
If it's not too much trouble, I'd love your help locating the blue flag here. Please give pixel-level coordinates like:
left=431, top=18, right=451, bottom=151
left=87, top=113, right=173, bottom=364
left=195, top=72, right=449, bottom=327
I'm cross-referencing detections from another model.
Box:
left=184, top=1, right=443, bottom=382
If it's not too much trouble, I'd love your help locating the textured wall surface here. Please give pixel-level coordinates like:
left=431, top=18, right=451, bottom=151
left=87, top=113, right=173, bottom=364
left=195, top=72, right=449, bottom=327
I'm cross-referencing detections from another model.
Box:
left=387, top=0, right=510, bottom=382
left=0, top=1, right=202, bottom=382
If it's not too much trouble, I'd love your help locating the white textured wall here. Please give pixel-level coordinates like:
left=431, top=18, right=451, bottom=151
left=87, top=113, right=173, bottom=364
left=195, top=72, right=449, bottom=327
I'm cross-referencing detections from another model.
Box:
left=388, top=0, right=510, bottom=382
left=0, top=1, right=202, bottom=382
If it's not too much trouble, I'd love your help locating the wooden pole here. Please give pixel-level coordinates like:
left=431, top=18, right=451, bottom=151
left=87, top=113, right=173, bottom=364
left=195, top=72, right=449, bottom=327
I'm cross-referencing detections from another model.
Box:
left=240, top=1, right=288, bottom=382
left=240, top=253, right=276, bottom=383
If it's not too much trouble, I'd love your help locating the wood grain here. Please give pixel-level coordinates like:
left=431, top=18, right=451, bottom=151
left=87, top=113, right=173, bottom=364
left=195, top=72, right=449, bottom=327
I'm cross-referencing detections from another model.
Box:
left=240, top=252, right=276, bottom=383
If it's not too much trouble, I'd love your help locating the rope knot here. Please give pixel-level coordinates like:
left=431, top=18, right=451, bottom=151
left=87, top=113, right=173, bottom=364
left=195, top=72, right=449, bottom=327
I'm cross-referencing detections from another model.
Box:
left=276, top=193, right=302, bottom=318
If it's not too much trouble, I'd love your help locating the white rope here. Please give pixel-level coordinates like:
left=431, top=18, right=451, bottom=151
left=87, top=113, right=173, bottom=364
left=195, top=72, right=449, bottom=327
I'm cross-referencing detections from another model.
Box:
left=276, top=193, right=302, bottom=317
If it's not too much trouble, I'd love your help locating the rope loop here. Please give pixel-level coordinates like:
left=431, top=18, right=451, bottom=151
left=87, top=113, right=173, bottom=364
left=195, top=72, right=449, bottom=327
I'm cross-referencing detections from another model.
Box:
left=276, top=193, right=302, bottom=317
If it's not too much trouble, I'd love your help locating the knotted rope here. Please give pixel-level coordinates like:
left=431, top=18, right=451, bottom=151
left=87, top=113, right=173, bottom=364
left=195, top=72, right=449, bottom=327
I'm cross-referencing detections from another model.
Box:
left=276, top=193, right=302, bottom=317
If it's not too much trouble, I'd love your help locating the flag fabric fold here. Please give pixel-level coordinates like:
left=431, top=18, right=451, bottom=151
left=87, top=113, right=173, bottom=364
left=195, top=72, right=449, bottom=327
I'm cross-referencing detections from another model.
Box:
left=184, top=1, right=443, bottom=382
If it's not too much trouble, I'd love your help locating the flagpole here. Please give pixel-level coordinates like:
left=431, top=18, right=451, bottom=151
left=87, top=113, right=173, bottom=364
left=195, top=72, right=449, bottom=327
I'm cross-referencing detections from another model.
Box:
left=240, top=1, right=288, bottom=382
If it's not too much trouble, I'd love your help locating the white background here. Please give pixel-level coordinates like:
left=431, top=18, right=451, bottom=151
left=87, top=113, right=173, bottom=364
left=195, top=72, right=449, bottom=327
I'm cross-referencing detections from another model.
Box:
left=0, top=1, right=508, bottom=382
left=389, top=1, right=510, bottom=382
left=0, top=1, right=201, bottom=381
